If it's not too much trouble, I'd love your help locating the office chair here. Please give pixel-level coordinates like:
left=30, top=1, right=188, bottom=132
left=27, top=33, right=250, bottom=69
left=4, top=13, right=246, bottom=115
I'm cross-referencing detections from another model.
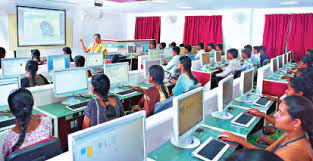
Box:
left=154, top=97, right=173, bottom=114
left=6, top=137, right=62, bottom=161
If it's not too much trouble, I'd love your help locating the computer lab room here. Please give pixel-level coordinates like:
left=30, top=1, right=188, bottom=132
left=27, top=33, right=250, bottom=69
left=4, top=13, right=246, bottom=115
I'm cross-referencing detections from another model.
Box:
left=0, top=0, right=313, bottom=161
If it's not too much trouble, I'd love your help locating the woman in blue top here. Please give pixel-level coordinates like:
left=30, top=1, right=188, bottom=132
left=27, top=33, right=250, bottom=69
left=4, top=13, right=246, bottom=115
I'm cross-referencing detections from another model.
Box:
left=83, top=74, right=124, bottom=129
left=171, top=56, right=198, bottom=96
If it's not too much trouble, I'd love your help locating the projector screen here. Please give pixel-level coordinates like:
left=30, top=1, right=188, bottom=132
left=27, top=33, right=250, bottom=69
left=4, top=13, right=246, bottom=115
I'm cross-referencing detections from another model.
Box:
left=17, top=6, right=66, bottom=46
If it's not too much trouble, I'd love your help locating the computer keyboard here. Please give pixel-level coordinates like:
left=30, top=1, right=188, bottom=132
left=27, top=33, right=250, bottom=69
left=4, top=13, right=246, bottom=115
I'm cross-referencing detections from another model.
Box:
left=116, top=89, right=136, bottom=96
left=66, top=101, right=89, bottom=111
left=235, top=113, right=255, bottom=125
left=197, top=139, right=227, bottom=160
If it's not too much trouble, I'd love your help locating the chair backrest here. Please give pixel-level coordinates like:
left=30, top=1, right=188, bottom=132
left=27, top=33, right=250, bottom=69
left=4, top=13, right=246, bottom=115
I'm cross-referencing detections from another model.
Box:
left=6, top=138, right=62, bottom=161
left=234, top=70, right=241, bottom=79
left=262, top=59, right=269, bottom=66
left=191, top=60, right=201, bottom=70
left=154, top=97, right=173, bottom=114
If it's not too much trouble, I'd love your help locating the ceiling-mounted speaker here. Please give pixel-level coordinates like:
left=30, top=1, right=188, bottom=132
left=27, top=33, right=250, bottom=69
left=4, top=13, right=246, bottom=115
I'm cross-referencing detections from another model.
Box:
left=167, top=15, right=177, bottom=24
left=94, top=0, right=103, bottom=7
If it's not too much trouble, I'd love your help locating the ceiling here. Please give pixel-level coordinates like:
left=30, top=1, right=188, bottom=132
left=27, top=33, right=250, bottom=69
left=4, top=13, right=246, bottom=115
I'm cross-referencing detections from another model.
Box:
left=3, top=0, right=313, bottom=13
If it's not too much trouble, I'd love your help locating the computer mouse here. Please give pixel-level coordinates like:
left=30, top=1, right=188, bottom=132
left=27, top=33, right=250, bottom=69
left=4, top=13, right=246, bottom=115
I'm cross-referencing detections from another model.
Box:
left=195, top=128, right=204, bottom=133
left=218, top=134, right=229, bottom=139
left=228, top=106, right=234, bottom=111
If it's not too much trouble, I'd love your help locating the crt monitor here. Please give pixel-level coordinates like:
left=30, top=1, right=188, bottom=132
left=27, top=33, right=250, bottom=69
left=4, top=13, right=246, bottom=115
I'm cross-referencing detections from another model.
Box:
left=144, top=59, right=161, bottom=79
left=271, top=57, right=278, bottom=73
left=86, top=53, right=104, bottom=68
left=53, top=68, right=88, bottom=105
left=171, top=87, right=204, bottom=149
left=14, top=49, right=31, bottom=58
left=215, top=51, right=222, bottom=62
left=104, top=62, right=129, bottom=88
left=240, top=68, right=254, bottom=96
left=148, top=49, right=160, bottom=59
left=201, top=52, right=210, bottom=66
left=1, top=58, right=30, bottom=77
left=163, top=48, right=173, bottom=58
left=191, top=46, right=197, bottom=54
left=47, top=55, right=70, bottom=72
left=278, top=55, right=283, bottom=69
left=128, top=45, right=137, bottom=54
left=68, top=111, right=146, bottom=161
left=0, top=77, right=20, bottom=108
left=180, top=47, right=185, bottom=56
left=211, top=75, right=234, bottom=120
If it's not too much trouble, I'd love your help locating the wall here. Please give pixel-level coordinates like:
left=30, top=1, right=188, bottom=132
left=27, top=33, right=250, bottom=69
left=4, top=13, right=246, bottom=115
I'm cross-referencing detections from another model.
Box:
left=127, top=7, right=313, bottom=51
left=0, top=2, right=128, bottom=58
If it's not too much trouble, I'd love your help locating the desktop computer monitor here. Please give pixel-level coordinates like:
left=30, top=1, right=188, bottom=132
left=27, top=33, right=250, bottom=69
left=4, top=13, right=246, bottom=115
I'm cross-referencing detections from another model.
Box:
left=128, top=45, right=137, bottom=54
left=240, top=68, right=254, bottom=95
left=14, top=49, right=31, bottom=58
left=86, top=53, right=104, bottom=68
left=104, top=62, right=129, bottom=88
left=53, top=68, right=88, bottom=104
left=201, top=52, right=210, bottom=66
left=68, top=111, right=146, bottom=161
left=47, top=55, right=70, bottom=72
left=171, top=87, right=204, bottom=149
left=211, top=75, right=234, bottom=120
left=0, top=77, right=20, bottom=108
left=271, top=57, right=278, bottom=73
left=1, top=58, right=30, bottom=77
left=191, top=46, right=197, bottom=54
left=144, top=59, right=161, bottom=79
left=278, top=55, right=283, bottom=69
left=180, top=47, right=185, bottom=56
left=283, top=53, right=288, bottom=65
left=215, top=51, right=222, bottom=62
left=148, top=49, right=160, bottom=59
left=163, top=48, right=173, bottom=58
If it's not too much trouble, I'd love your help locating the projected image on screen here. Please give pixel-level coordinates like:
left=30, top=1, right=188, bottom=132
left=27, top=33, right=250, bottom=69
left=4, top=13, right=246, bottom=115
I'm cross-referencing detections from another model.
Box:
left=17, top=6, right=66, bottom=46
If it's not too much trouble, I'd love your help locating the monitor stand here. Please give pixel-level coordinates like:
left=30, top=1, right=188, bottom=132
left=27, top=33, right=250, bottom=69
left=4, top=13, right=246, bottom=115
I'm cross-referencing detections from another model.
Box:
left=171, top=135, right=200, bottom=149
left=61, top=96, right=82, bottom=106
left=234, top=93, right=252, bottom=103
left=211, top=111, right=233, bottom=120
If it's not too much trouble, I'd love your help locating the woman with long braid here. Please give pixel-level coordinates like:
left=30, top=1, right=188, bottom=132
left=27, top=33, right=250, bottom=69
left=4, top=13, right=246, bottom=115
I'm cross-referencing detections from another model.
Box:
left=83, top=74, right=124, bottom=129
left=132, top=65, right=170, bottom=117
left=21, top=60, right=49, bottom=88
left=220, top=96, right=313, bottom=161
left=171, top=56, right=198, bottom=96
left=2, top=88, right=52, bottom=158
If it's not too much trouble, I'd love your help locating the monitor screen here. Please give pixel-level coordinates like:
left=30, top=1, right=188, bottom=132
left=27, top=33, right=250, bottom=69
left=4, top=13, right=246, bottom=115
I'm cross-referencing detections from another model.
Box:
left=220, top=76, right=233, bottom=108
left=144, top=59, right=160, bottom=79
left=1, top=58, right=30, bottom=76
left=284, top=54, right=287, bottom=64
left=128, top=46, right=137, bottom=54
left=70, top=112, right=146, bottom=161
left=104, top=62, right=129, bottom=87
left=177, top=89, right=203, bottom=136
left=47, top=55, right=70, bottom=72
left=215, top=51, right=222, bottom=62
left=0, top=77, right=19, bottom=107
left=54, top=68, right=88, bottom=97
left=17, top=6, right=66, bottom=46
left=143, top=45, right=149, bottom=53
left=278, top=56, right=283, bottom=68
left=163, top=48, right=173, bottom=58
left=14, top=49, right=31, bottom=58
left=272, top=58, right=278, bottom=72
left=201, top=53, right=210, bottom=66
left=148, top=49, right=160, bottom=59
left=86, top=53, right=104, bottom=67
left=180, top=47, right=185, bottom=56
left=191, top=46, right=197, bottom=54
left=243, top=69, right=253, bottom=94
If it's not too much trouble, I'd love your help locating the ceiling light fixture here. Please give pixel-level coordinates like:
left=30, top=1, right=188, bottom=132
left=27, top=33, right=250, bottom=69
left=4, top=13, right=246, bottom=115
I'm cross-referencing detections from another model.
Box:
left=179, top=6, right=192, bottom=9
left=280, top=1, right=299, bottom=5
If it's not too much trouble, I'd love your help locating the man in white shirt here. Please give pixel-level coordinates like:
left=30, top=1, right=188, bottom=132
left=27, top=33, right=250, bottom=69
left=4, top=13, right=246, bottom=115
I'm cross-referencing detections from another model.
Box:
left=195, top=42, right=205, bottom=60
left=216, top=48, right=241, bottom=78
left=163, top=46, right=181, bottom=76
left=208, top=43, right=216, bottom=58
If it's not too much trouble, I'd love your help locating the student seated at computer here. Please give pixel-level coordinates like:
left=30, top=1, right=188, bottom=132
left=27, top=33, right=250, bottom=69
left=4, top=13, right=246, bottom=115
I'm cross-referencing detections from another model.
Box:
left=195, top=42, right=205, bottom=60
left=259, top=45, right=269, bottom=66
left=83, top=74, right=124, bottom=128
left=288, top=55, right=312, bottom=74
left=171, top=56, right=198, bottom=96
left=80, top=33, right=107, bottom=57
left=170, top=42, right=177, bottom=48
left=216, top=44, right=224, bottom=55
left=63, top=46, right=74, bottom=62
left=2, top=88, right=52, bottom=158
left=163, top=46, right=181, bottom=76
left=150, top=42, right=156, bottom=49
left=179, top=43, right=185, bottom=47
left=184, top=45, right=195, bottom=60
left=220, top=96, right=313, bottom=161
left=251, top=46, right=261, bottom=65
left=74, top=55, right=92, bottom=77
left=131, top=65, right=170, bottom=117
left=0, top=47, right=5, bottom=68
left=159, top=42, right=166, bottom=50
left=31, top=49, right=43, bottom=65
left=207, top=43, right=216, bottom=57
left=241, top=49, right=254, bottom=71
left=21, top=60, right=49, bottom=88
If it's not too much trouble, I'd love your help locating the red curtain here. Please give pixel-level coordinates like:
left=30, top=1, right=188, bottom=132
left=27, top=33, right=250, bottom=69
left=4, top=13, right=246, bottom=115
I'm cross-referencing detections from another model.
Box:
left=287, top=14, right=313, bottom=61
left=262, top=14, right=291, bottom=59
left=134, top=17, right=161, bottom=43
left=183, top=16, right=223, bottom=46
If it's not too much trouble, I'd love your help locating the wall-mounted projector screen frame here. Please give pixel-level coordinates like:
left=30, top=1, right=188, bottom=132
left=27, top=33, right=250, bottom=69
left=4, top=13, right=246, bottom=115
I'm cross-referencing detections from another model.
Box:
left=17, top=5, right=66, bottom=47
